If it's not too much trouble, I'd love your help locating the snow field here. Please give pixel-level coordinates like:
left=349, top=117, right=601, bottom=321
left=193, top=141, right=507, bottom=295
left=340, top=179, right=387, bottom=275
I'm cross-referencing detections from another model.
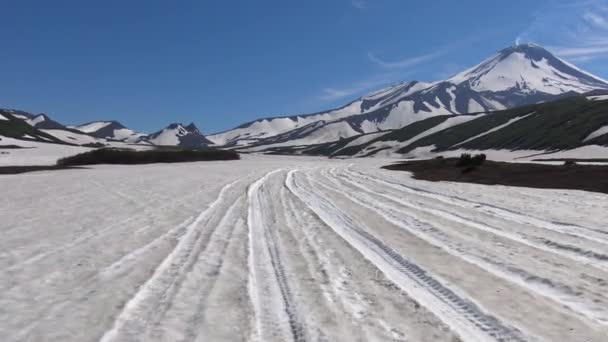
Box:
left=1, top=155, right=607, bottom=341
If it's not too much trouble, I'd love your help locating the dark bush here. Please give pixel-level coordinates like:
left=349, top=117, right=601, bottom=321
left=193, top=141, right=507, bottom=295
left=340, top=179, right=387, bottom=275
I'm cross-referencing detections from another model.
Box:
left=563, top=160, right=577, bottom=166
left=461, top=166, right=477, bottom=173
left=456, top=153, right=472, bottom=166
left=82, top=142, right=107, bottom=148
left=57, top=148, right=240, bottom=166
left=457, top=153, right=486, bottom=167
left=472, top=153, right=487, bottom=165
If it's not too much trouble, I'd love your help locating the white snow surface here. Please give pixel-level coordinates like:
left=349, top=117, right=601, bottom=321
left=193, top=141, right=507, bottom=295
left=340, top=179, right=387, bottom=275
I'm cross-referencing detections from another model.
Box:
left=207, top=47, right=608, bottom=150
left=363, top=83, right=406, bottom=101
left=340, top=131, right=389, bottom=149
left=359, top=98, right=454, bottom=134
left=76, top=121, right=113, bottom=133
left=0, top=136, right=153, bottom=166
left=583, top=125, right=608, bottom=142
left=364, top=81, right=433, bottom=111
left=449, top=51, right=605, bottom=95
left=452, top=112, right=536, bottom=148
left=0, top=113, right=8, bottom=121
left=468, top=98, right=485, bottom=113
left=26, top=115, right=46, bottom=126
left=242, top=120, right=362, bottom=151
left=530, top=145, right=608, bottom=160
left=147, top=126, right=189, bottom=146
left=40, top=129, right=104, bottom=145
left=208, top=101, right=364, bottom=145
left=110, top=128, right=145, bottom=142
left=587, top=95, right=608, bottom=101
left=11, top=114, right=29, bottom=120
left=357, top=114, right=484, bottom=157
left=73, top=122, right=145, bottom=143
left=1, top=155, right=607, bottom=342
left=0, top=136, right=93, bottom=166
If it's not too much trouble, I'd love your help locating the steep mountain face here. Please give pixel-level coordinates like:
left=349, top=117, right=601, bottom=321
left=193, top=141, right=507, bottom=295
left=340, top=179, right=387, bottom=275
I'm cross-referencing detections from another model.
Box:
left=24, top=114, right=66, bottom=130
left=75, top=121, right=146, bottom=143
left=0, top=109, right=64, bottom=143
left=1, top=107, right=216, bottom=149
left=208, top=100, right=364, bottom=146
left=448, top=45, right=608, bottom=95
left=210, top=44, right=608, bottom=149
left=146, top=123, right=213, bottom=148
left=271, top=93, right=608, bottom=158
left=0, top=109, right=108, bottom=145
left=1, top=107, right=216, bottom=148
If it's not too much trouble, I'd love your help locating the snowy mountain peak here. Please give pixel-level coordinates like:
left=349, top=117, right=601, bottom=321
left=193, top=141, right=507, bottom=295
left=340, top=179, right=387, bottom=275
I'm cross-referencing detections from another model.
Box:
left=73, top=120, right=145, bottom=143
left=26, top=113, right=66, bottom=130
left=147, top=122, right=212, bottom=147
left=497, top=43, right=547, bottom=57
left=448, top=44, right=608, bottom=95
left=359, top=81, right=432, bottom=112
left=185, top=123, right=201, bottom=134
left=209, top=44, right=608, bottom=149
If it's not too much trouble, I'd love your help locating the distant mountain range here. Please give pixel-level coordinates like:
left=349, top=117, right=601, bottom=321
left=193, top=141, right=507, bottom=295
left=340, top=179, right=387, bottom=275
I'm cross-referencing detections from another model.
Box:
left=208, top=44, right=608, bottom=151
left=261, top=91, right=608, bottom=158
left=1, top=44, right=608, bottom=157
left=0, top=108, right=212, bottom=148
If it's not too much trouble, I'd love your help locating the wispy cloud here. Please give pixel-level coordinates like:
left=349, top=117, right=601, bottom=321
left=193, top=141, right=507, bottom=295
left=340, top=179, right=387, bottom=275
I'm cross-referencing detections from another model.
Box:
left=518, top=0, right=608, bottom=62
left=320, top=33, right=491, bottom=101
left=351, top=0, right=367, bottom=10
left=367, top=50, right=445, bottom=69
left=319, top=76, right=395, bottom=101
left=583, top=11, right=608, bottom=29
left=319, top=28, right=504, bottom=102
left=365, top=30, right=495, bottom=71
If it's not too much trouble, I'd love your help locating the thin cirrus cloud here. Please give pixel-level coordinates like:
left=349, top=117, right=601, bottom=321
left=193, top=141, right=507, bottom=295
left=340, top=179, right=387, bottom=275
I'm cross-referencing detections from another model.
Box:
left=518, top=0, right=608, bottom=62
left=319, top=77, right=392, bottom=101
left=351, top=0, right=367, bottom=9
left=320, top=48, right=447, bottom=101
left=319, top=28, right=493, bottom=101
left=367, top=50, right=445, bottom=69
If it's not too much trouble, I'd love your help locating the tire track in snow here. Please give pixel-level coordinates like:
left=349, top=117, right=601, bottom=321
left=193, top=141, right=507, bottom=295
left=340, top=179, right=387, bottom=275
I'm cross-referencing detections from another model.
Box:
left=98, top=216, right=195, bottom=279
left=282, top=175, right=452, bottom=341
left=318, top=168, right=608, bottom=326
left=286, top=169, right=526, bottom=342
left=346, top=168, right=608, bottom=254
left=151, top=195, right=247, bottom=342
left=99, top=179, right=241, bottom=342
left=247, top=169, right=307, bottom=342
left=348, top=168, right=608, bottom=245
left=6, top=184, right=212, bottom=273
left=339, top=168, right=608, bottom=271
left=279, top=184, right=377, bottom=341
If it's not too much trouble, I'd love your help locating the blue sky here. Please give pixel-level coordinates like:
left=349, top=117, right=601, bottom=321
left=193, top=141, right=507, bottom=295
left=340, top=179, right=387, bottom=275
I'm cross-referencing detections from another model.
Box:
left=1, top=0, right=607, bottom=134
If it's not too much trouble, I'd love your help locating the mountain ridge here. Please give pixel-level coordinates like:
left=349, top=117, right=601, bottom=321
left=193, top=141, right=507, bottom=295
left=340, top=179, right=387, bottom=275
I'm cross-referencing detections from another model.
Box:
left=2, top=44, right=608, bottom=156
left=208, top=44, right=608, bottom=149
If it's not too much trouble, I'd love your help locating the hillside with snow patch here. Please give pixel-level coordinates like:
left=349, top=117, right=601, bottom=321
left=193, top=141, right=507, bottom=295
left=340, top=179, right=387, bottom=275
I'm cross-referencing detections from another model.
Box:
left=210, top=44, right=608, bottom=150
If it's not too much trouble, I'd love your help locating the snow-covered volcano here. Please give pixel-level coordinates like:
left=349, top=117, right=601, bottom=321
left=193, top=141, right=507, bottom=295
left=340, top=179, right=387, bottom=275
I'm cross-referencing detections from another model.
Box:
left=209, top=44, right=608, bottom=147
left=448, top=44, right=608, bottom=95
left=146, top=123, right=213, bottom=147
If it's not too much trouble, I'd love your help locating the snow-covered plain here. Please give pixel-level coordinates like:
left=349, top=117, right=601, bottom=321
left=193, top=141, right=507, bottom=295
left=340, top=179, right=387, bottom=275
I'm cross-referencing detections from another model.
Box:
left=0, top=137, right=93, bottom=166
left=1, top=155, right=608, bottom=342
